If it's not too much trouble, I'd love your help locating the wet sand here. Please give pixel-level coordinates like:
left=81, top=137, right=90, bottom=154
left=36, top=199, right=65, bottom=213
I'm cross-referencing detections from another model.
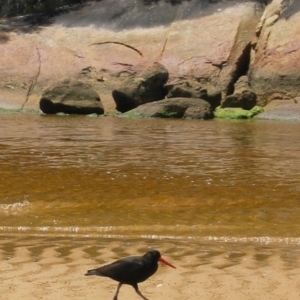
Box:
left=1, top=240, right=300, bottom=300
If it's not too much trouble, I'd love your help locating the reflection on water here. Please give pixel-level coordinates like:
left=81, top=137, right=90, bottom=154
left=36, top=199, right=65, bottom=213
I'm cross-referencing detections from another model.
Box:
left=1, top=114, right=300, bottom=250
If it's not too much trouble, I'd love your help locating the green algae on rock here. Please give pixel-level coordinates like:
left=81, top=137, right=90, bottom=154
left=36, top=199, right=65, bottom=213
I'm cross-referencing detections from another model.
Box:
left=214, top=106, right=264, bottom=119
left=0, top=107, right=22, bottom=114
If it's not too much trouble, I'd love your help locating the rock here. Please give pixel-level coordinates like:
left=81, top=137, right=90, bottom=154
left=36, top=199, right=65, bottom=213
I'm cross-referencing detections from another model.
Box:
left=221, top=76, right=257, bottom=110
left=221, top=91, right=257, bottom=110
left=112, top=62, right=168, bottom=113
left=268, top=93, right=284, bottom=101
left=262, top=99, right=296, bottom=110
left=249, top=0, right=300, bottom=105
left=233, top=75, right=251, bottom=91
left=120, top=97, right=213, bottom=119
left=214, top=106, right=264, bottom=119
left=0, top=0, right=265, bottom=112
left=3, top=1, right=300, bottom=116
left=254, top=100, right=300, bottom=121
left=39, top=80, right=104, bottom=115
left=254, top=108, right=300, bottom=121
left=165, top=79, right=221, bottom=109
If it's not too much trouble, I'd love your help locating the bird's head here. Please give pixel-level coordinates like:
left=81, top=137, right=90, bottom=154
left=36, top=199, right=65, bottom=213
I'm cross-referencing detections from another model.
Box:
left=145, top=250, right=176, bottom=268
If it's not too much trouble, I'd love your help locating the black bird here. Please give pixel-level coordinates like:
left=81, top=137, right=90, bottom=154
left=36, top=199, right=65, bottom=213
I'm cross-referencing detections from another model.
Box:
left=85, top=249, right=176, bottom=300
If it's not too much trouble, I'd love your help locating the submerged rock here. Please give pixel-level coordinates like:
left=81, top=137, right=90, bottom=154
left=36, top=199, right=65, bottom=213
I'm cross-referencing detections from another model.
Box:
left=121, top=97, right=213, bottom=119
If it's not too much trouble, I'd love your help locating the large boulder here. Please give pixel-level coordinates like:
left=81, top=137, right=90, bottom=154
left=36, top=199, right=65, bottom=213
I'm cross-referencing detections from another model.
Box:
left=112, top=62, right=168, bottom=112
left=249, top=0, right=300, bottom=105
left=39, top=79, right=104, bottom=115
left=121, top=97, right=214, bottom=119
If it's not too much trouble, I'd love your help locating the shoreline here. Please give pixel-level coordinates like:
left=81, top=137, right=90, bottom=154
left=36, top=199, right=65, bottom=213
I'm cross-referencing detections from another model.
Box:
left=1, top=104, right=300, bottom=122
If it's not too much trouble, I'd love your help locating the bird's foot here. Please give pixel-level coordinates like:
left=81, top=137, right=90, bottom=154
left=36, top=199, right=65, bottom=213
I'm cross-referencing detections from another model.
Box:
left=136, top=289, right=149, bottom=300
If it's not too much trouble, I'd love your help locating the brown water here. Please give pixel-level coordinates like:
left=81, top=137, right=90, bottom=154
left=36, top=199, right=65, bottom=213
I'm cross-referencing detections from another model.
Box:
left=1, top=114, right=300, bottom=262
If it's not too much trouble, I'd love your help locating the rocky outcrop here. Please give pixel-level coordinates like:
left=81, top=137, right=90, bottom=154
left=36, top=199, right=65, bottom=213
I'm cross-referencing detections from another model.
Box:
left=122, top=98, right=214, bottom=119
left=221, top=75, right=257, bottom=110
left=0, top=0, right=299, bottom=117
left=39, top=79, right=104, bottom=115
left=112, top=62, right=168, bottom=113
left=0, top=0, right=266, bottom=113
left=249, top=0, right=300, bottom=105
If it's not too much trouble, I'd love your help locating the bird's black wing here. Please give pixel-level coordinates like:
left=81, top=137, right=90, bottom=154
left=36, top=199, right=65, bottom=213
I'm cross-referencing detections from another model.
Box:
left=91, top=256, right=155, bottom=284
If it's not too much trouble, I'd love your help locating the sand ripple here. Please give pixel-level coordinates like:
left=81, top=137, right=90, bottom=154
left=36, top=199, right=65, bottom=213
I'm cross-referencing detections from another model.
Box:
left=1, top=235, right=300, bottom=299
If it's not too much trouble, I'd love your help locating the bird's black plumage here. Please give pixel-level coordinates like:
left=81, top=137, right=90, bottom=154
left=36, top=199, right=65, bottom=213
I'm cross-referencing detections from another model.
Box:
left=85, top=249, right=175, bottom=300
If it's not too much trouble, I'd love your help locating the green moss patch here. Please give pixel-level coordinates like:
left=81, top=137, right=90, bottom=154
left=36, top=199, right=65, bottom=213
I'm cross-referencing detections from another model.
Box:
left=214, top=106, right=264, bottom=119
left=0, top=107, right=22, bottom=114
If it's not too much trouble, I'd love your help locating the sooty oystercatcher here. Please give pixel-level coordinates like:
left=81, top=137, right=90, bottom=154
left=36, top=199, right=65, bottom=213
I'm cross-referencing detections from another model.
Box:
left=85, top=249, right=176, bottom=300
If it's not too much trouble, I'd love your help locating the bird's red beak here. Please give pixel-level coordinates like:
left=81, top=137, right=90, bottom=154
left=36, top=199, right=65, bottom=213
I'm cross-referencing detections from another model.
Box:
left=159, top=257, right=176, bottom=269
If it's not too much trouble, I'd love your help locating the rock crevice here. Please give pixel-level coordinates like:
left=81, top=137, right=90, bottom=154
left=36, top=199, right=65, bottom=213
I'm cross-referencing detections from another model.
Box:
left=22, top=46, right=41, bottom=110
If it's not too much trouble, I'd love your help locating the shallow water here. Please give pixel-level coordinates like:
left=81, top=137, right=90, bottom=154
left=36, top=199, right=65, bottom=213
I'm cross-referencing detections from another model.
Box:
left=1, top=114, right=300, bottom=261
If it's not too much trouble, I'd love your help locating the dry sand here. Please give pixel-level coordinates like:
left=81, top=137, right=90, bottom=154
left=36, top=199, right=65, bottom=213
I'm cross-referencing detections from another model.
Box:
left=1, top=239, right=300, bottom=300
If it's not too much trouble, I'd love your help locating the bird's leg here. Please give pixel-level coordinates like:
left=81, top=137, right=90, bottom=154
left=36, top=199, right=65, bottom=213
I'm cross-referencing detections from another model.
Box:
left=132, top=283, right=149, bottom=300
left=113, top=283, right=122, bottom=300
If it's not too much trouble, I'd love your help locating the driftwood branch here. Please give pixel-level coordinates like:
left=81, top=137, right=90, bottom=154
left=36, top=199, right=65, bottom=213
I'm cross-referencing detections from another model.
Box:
left=89, top=41, right=143, bottom=57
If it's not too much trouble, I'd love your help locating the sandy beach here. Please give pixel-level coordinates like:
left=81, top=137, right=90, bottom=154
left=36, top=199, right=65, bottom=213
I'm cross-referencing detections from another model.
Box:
left=1, top=237, right=300, bottom=300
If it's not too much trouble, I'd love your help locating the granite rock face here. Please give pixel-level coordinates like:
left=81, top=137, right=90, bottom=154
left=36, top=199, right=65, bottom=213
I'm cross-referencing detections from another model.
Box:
left=249, top=0, right=300, bottom=105
left=0, top=0, right=299, bottom=115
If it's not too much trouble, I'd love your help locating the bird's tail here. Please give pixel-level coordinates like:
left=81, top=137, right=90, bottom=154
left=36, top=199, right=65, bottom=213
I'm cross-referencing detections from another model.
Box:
left=85, top=269, right=99, bottom=276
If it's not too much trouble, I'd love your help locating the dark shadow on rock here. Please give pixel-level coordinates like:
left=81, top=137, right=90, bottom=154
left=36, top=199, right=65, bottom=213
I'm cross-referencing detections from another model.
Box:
left=0, top=0, right=87, bottom=17
left=1, top=0, right=268, bottom=33
left=55, top=0, right=265, bottom=31
left=0, top=28, right=10, bottom=43
left=143, top=0, right=192, bottom=6
left=53, top=0, right=268, bottom=30
left=40, top=97, right=104, bottom=114
left=279, top=0, right=300, bottom=21
left=0, top=1, right=87, bottom=34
